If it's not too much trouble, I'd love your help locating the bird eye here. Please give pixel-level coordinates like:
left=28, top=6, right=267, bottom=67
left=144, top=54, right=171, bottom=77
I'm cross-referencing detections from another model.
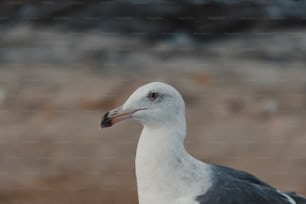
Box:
left=147, top=91, right=159, bottom=101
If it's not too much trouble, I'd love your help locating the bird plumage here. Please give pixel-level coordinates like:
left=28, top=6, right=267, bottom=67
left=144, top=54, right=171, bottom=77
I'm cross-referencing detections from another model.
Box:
left=101, top=82, right=306, bottom=204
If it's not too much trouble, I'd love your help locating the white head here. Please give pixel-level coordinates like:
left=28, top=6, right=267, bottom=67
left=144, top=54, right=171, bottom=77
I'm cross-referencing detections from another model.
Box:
left=101, top=82, right=185, bottom=128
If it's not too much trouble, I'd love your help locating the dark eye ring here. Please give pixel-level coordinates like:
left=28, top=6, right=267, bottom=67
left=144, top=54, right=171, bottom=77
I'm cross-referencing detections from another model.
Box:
left=147, top=91, right=159, bottom=101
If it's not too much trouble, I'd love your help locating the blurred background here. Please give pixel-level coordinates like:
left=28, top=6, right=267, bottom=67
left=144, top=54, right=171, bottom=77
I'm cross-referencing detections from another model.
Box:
left=0, top=1, right=306, bottom=203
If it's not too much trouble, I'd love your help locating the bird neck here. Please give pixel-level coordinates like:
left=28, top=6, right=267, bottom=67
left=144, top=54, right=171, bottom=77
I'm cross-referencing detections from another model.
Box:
left=134, top=119, right=212, bottom=203
left=135, top=120, right=195, bottom=198
left=136, top=120, right=188, bottom=169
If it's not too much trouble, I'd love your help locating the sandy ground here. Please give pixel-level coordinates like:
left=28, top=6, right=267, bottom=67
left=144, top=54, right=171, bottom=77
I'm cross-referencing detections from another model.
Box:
left=0, top=66, right=305, bottom=203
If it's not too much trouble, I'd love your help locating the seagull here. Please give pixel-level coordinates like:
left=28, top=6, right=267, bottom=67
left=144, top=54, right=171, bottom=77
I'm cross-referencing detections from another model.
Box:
left=101, top=82, right=306, bottom=204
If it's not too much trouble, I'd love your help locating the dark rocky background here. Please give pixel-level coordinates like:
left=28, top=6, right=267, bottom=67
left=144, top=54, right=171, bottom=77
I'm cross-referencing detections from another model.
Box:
left=1, top=0, right=306, bottom=35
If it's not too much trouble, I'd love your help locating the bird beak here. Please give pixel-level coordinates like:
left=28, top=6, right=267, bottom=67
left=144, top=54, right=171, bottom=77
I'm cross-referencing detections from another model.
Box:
left=100, top=106, right=132, bottom=128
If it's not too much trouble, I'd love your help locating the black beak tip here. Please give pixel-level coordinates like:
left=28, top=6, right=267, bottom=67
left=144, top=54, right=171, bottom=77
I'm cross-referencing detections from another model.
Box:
left=101, top=112, right=113, bottom=128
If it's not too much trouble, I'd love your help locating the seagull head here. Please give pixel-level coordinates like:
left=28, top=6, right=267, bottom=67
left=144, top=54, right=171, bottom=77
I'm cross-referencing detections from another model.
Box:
left=101, top=82, right=185, bottom=128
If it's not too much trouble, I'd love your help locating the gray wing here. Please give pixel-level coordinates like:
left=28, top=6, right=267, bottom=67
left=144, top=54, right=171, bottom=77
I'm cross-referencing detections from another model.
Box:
left=284, top=192, right=306, bottom=204
left=196, top=164, right=295, bottom=204
left=212, top=164, right=274, bottom=188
